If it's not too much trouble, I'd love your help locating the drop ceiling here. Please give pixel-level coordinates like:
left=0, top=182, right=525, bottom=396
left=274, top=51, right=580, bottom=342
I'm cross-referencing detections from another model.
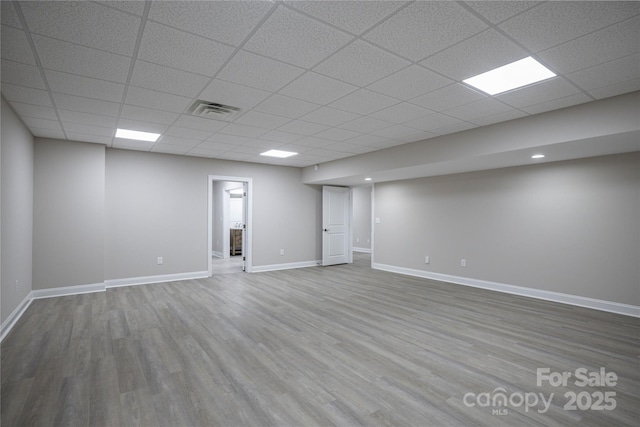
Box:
left=1, top=1, right=639, bottom=168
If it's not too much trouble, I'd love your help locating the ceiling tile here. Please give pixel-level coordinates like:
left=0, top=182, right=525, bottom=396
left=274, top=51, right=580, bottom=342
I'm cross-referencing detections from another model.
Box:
left=206, top=133, right=251, bottom=145
left=295, top=136, right=335, bottom=148
left=172, top=115, right=228, bottom=133
left=2, top=83, right=51, bottom=107
left=234, top=111, right=291, bottom=130
left=148, top=1, right=273, bottom=47
left=497, top=78, right=581, bottom=109
left=587, top=79, right=640, bottom=100
left=165, top=126, right=212, bottom=141
left=259, top=130, right=304, bottom=144
left=58, top=110, right=117, bottom=128
left=369, top=102, right=433, bottom=125
left=367, top=65, right=452, bottom=101
left=219, top=123, right=270, bottom=138
left=346, top=134, right=394, bottom=148
left=403, top=113, right=466, bottom=132
left=278, top=72, right=358, bottom=104
left=299, top=107, right=360, bottom=127
left=66, top=133, right=113, bottom=145
left=339, top=116, right=393, bottom=133
left=217, top=50, right=305, bottom=92
left=117, top=120, right=168, bottom=135
left=2, top=60, right=46, bottom=89
left=185, top=147, right=225, bottom=158
left=329, top=89, right=398, bottom=115
left=364, top=1, right=487, bottom=61
left=313, top=128, right=361, bottom=142
left=22, top=116, right=62, bottom=132
left=314, top=40, right=409, bottom=86
left=64, top=122, right=113, bottom=137
left=286, top=1, right=406, bottom=35
left=1, top=26, right=36, bottom=65
left=197, top=140, right=238, bottom=151
left=137, top=22, right=235, bottom=76
left=1, top=1, right=22, bottom=28
left=240, top=138, right=284, bottom=149
left=30, top=129, right=66, bottom=139
left=129, top=60, right=210, bottom=97
left=120, top=105, right=179, bottom=125
left=538, top=15, right=640, bottom=75
left=445, top=98, right=515, bottom=122
left=499, top=2, right=640, bottom=52
left=371, top=125, right=426, bottom=140
left=567, top=54, right=640, bottom=91
left=464, top=1, right=542, bottom=25
left=20, top=1, right=140, bottom=55
left=52, top=93, right=120, bottom=117
left=97, top=1, right=145, bottom=16
left=157, top=135, right=204, bottom=147
left=324, top=142, right=376, bottom=154
left=521, top=93, right=593, bottom=115
left=410, top=84, right=486, bottom=112
left=113, top=139, right=154, bottom=151
left=33, top=35, right=131, bottom=83
left=125, top=86, right=192, bottom=114
left=9, top=102, right=57, bottom=120
left=277, top=120, right=329, bottom=136
left=45, top=70, right=124, bottom=102
left=431, top=121, right=478, bottom=136
left=396, top=131, right=437, bottom=144
left=469, top=109, right=528, bottom=127
left=254, top=94, right=320, bottom=119
left=420, top=29, right=528, bottom=81
left=199, top=79, right=271, bottom=112
left=243, top=6, right=353, bottom=68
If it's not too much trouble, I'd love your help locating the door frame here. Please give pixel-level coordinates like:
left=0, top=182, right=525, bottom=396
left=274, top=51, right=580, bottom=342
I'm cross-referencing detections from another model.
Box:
left=321, top=185, right=353, bottom=266
left=208, top=175, right=253, bottom=275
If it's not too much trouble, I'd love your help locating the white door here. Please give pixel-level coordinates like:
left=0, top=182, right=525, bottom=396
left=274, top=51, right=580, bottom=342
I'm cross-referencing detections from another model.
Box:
left=322, top=186, right=351, bottom=266
left=241, top=182, right=247, bottom=271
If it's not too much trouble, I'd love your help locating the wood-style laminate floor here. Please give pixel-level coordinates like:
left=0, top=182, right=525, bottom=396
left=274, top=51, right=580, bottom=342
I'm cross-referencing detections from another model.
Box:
left=2, top=253, right=638, bottom=426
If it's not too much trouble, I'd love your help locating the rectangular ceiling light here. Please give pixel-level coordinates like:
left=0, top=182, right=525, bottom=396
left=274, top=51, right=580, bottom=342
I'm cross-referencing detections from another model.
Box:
left=260, top=149, right=298, bottom=158
left=115, top=128, right=161, bottom=142
left=463, top=57, right=556, bottom=95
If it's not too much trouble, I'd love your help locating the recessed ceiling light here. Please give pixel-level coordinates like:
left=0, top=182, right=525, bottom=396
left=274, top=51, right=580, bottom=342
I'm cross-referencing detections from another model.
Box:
left=364, top=177, right=372, bottom=181
left=115, top=128, right=161, bottom=142
left=531, top=154, right=545, bottom=159
left=260, top=149, right=298, bottom=158
left=463, top=57, right=556, bottom=95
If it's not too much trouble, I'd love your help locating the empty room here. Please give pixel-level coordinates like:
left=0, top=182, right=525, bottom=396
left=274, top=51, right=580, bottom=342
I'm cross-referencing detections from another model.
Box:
left=1, top=1, right=639, bottom=426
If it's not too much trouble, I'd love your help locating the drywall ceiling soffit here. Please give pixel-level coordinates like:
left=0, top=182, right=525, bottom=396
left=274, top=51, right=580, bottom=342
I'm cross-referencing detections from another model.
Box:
left=301, top=92, right=640, bottom=186
left=1, top=1, right=639, bottom=169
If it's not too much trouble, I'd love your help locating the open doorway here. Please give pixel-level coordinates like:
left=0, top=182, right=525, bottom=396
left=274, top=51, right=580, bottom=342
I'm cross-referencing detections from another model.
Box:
left=208, top=175, right=252, bottom=276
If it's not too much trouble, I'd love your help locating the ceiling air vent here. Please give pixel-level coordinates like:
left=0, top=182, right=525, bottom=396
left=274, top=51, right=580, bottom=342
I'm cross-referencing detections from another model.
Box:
left=187, top=100, right=241, bottom=121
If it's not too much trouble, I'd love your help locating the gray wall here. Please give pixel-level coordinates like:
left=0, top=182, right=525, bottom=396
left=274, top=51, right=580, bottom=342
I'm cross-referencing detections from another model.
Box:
left=352, top=186, right=372, bottom=251
left=374, top=152, right=640, bottom=305
left=105, top=148, right=320, bottom=280
left=1, top=97, right=34, bottom=323
left=33, top=139, right=105, bottom=289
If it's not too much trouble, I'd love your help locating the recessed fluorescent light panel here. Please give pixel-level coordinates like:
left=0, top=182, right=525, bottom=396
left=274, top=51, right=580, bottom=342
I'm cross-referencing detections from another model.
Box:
left=531, top=154, right=545, bottom=159
left=463, top=57, right=556, bottom=95
left=115, top=128, right=161, bottom=142
left=260, top=149, right=298, bottom=158
left=364, top=177, right=372, bottom=181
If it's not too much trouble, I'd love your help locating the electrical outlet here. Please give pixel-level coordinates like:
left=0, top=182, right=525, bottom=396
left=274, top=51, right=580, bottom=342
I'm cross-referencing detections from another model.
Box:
left=157, top=257, right=163, bottom=265
left=356, top=237, right=360, bottom=243
left=280, top=249, right=284, bottom=256
left=461, top=259, right=466, bottom=267
left=15, top=280, right=19, bottom=292
left=424, top=256, right=430, bottom=264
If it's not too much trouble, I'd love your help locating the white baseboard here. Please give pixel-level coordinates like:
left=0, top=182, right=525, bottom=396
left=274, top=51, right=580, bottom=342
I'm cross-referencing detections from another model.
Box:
left=1, top=292, right=34, bottom=342
left=105, top=271, right=209, bottom=288
left=373, top=263, right=640, bottom=318
left=353, top=247, right=371, bottom=253
left=32, top=282, right=106, bottom=299
left=252, top=260, right=320, bottom=273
